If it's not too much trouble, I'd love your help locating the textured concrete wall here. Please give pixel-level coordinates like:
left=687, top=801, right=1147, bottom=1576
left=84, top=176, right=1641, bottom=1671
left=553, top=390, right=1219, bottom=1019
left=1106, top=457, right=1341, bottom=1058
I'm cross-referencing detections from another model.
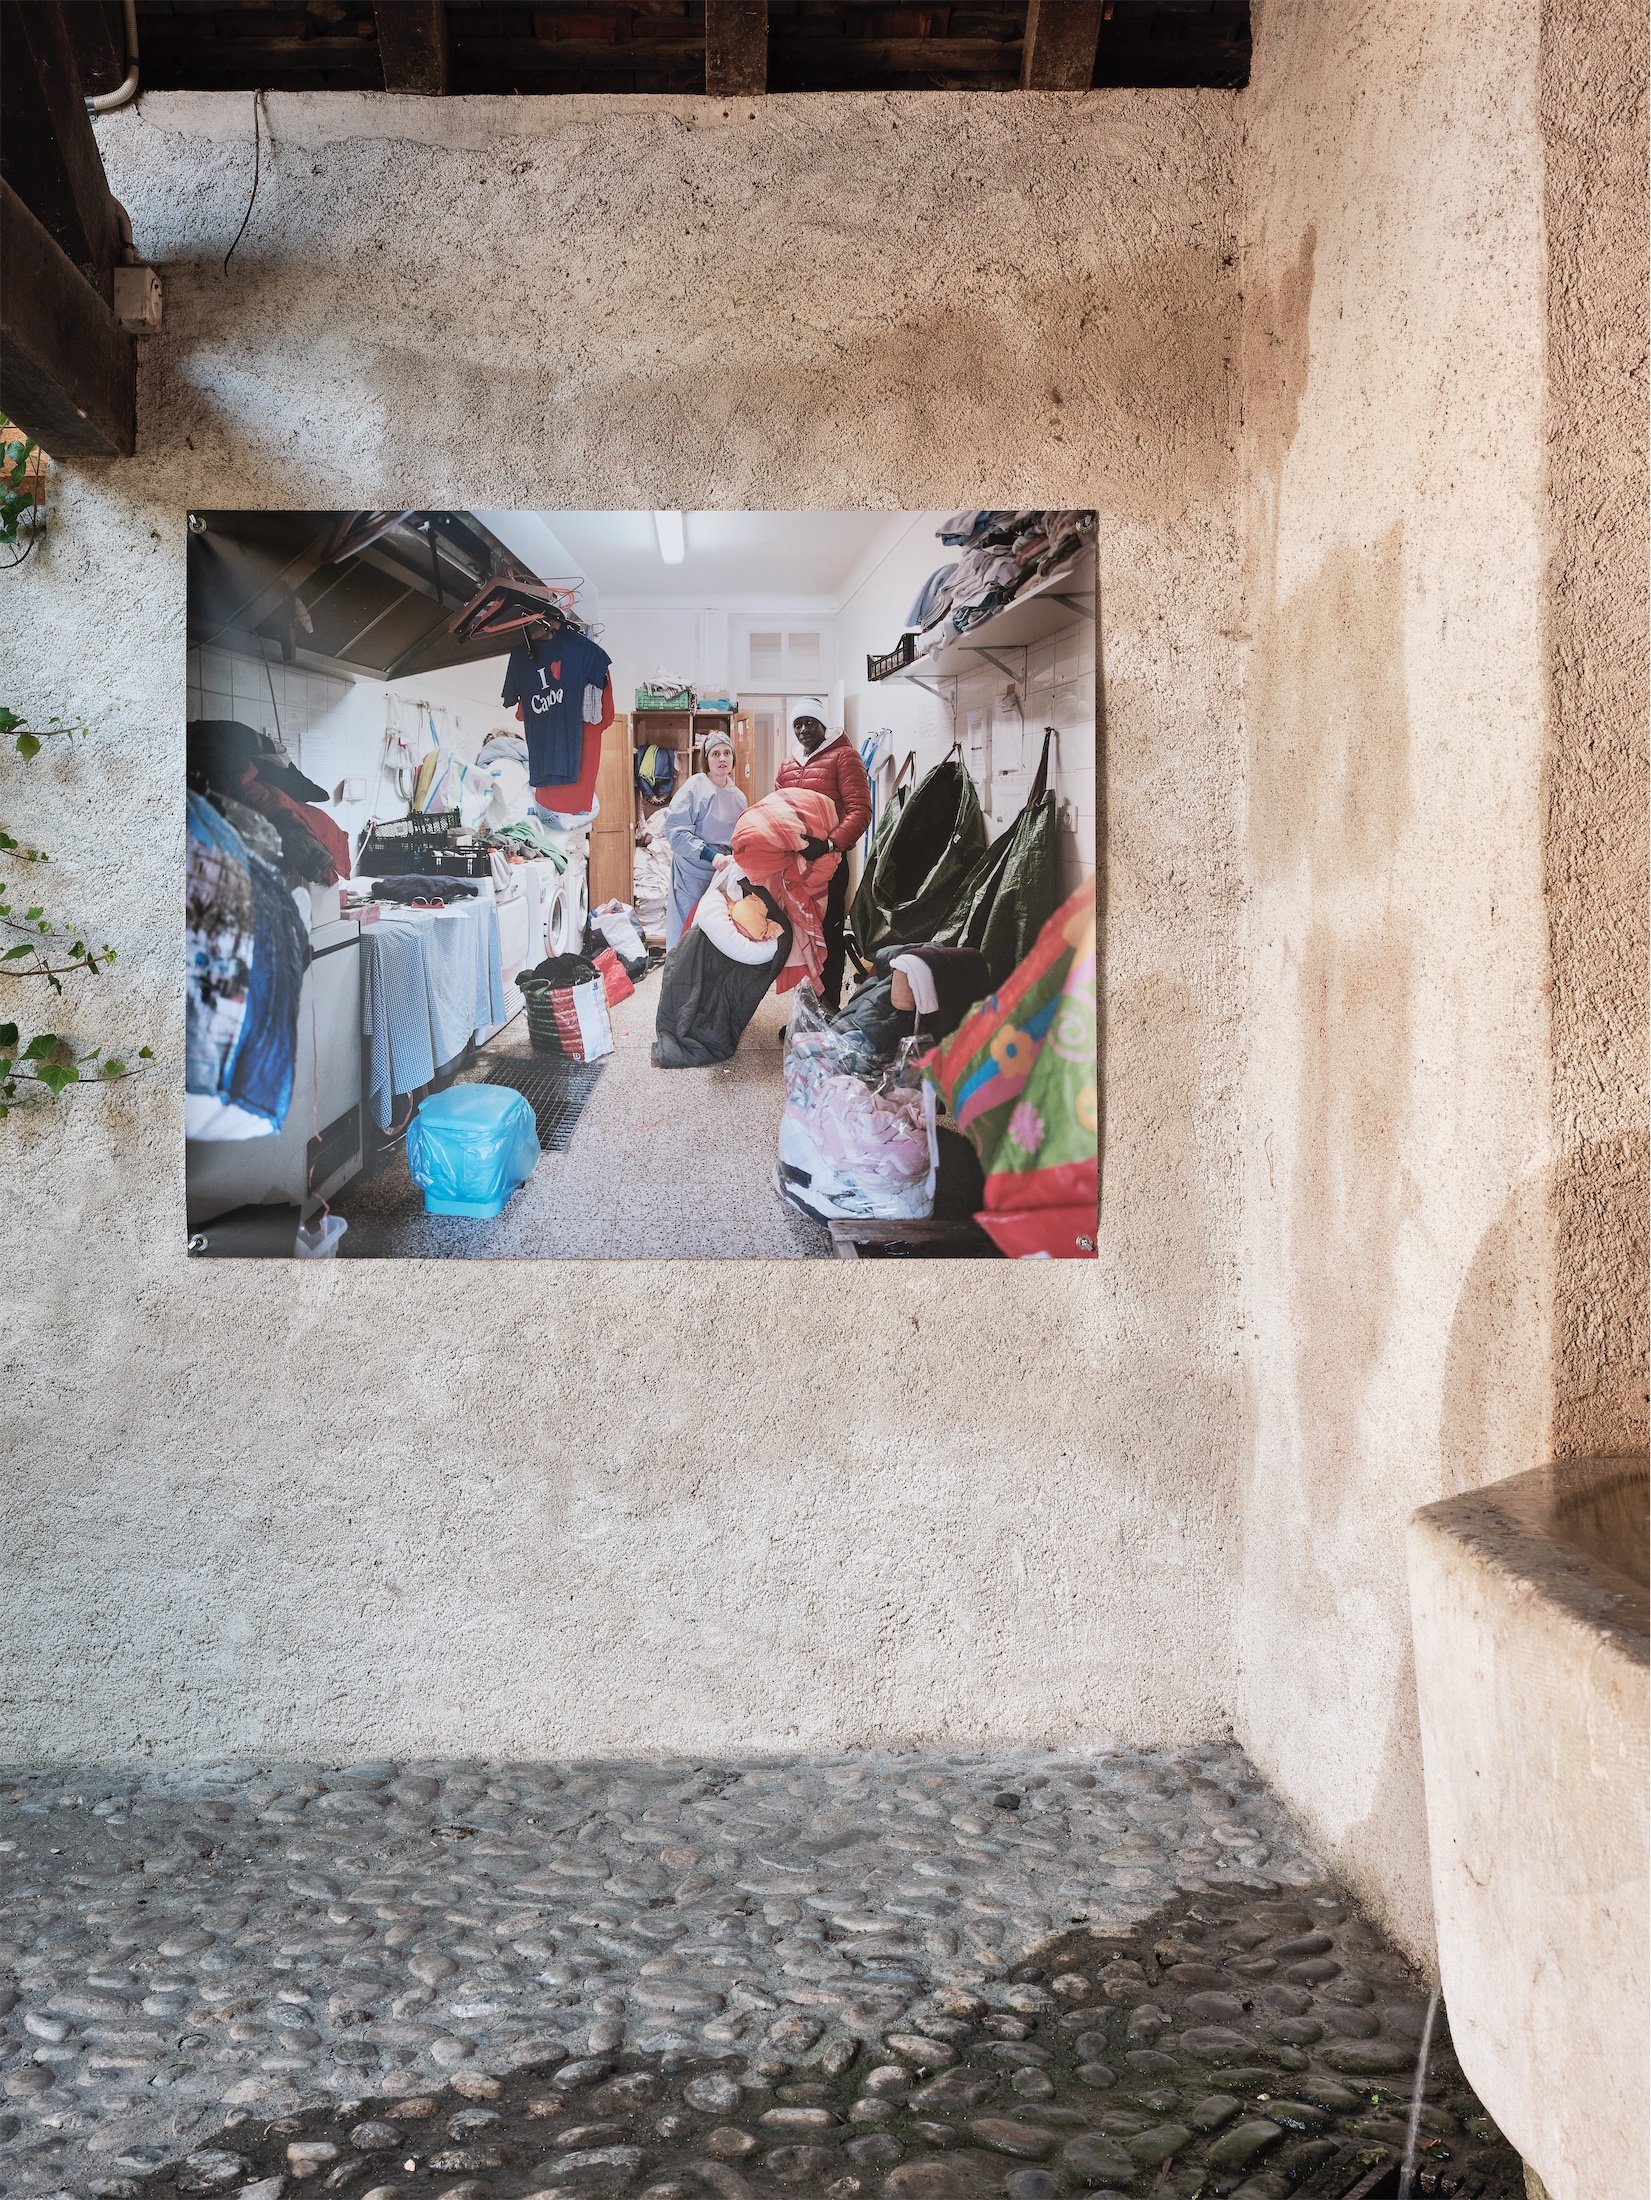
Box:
left=1540, top=0, right=1651, bottom=1460
left=0, top=92, right=1246, bottom=1760
left=1233, top=0, right=1551, bottom=1958
left=1233, top=0, right=1648, bottom=1963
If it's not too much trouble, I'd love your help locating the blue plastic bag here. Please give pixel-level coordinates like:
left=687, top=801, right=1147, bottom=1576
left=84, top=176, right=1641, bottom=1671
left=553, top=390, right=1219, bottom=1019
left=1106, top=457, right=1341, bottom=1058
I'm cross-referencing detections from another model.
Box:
left=406, top=1085, right=539, bottom=1218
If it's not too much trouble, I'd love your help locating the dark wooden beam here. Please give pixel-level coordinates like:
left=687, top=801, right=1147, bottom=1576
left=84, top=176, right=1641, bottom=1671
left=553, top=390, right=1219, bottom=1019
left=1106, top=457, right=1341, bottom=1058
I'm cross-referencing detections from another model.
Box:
left=374, top=1, right=448, bottom=95
left=705, top=0, right=767, bottom=96
left=767, top=38, right=1021, bottom=92
left=0, top=178, right=134, bottom=457
left=0, top=1, right=122, bottom=300
left=1021, top=0, right=1105, bottom=90
left=62, top=0, right=125, bottom=100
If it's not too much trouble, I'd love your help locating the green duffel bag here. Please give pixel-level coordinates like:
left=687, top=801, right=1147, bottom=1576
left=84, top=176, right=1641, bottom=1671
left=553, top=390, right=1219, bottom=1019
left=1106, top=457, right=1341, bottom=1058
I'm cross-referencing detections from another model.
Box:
left=847, top=756, right=912, bottom=971
left=848, top=752, right=987, bottom=964
left=933, top=727, right=1063, bottom=987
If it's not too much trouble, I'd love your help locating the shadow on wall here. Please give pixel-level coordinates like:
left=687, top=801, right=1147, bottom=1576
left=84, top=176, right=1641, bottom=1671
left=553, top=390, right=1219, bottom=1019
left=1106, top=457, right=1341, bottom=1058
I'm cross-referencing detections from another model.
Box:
left=1438, top=1162, right=1555, bottom=1497
left=1291, top=922, right=1416, bottom=1529
left=1438, top=1127, right=1651, bottom=1495
left=1250, top=524, right=1417, bottom=1530
left=1249, top=522, right=1411, bottom=884
left=1552, top=1126, right=1651, bottom=1454
left=1241, top=219, right=1316, bottom=600
left=147, top=248, right=1238, bottom=520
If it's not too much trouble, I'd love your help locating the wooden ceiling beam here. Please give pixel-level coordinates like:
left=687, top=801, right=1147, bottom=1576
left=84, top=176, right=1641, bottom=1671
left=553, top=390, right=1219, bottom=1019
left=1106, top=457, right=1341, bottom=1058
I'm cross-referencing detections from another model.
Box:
left=705, top=0, right=768, bottom=97
left=0, top=179, right=134, bottom=457
left=0, top=1, right=122, bottom=300
left=374, top=1, right=448, bottom=95
left=63, top=1, right=126, bottom=99
left=1020, top=0, right=1105, bottom=91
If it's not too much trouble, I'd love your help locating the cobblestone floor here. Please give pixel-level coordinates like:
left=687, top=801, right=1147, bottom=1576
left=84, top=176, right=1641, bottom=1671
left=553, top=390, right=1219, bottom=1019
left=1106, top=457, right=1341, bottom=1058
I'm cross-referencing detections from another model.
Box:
left=0, top=1753, right=1523, bottom=2200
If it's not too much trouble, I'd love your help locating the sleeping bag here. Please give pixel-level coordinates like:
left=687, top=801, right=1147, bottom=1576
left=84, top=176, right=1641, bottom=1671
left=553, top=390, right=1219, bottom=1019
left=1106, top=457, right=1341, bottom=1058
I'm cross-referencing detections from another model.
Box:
left=652, top=882, right=792, bottom=1070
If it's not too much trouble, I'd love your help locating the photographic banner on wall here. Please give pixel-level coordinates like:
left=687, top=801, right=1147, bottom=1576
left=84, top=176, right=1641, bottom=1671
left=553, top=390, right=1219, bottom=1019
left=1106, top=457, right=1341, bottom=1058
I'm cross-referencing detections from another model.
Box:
left=184, top=509, right=1097, bottom=1260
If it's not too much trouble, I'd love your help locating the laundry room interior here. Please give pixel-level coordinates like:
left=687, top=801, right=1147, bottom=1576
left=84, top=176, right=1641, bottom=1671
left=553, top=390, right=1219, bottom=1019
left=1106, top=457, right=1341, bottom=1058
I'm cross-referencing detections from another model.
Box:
left=185, top=508, right=1098, bottom=1260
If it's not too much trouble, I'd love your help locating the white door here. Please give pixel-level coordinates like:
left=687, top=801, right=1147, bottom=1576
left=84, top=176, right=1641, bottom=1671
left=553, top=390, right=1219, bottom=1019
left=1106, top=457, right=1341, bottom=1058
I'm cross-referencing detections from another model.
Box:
left=745, top=696, right=783, bottom=798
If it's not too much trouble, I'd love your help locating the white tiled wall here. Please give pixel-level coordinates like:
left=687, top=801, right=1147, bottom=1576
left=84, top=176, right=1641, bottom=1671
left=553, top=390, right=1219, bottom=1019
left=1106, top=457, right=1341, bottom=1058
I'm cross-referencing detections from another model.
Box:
left=188, top=644, right=448, bottom=864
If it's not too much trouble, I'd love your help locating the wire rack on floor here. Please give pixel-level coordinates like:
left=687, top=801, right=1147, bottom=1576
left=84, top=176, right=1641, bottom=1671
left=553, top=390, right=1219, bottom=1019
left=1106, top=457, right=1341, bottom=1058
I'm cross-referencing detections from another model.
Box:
left=482, top=1057, right=605, bottom=1151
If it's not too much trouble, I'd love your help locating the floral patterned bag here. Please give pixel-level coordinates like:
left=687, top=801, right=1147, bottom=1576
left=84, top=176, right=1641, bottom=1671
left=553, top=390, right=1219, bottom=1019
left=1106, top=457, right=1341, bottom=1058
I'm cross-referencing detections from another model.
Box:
left=927, top=882, right=1098, bottom=1259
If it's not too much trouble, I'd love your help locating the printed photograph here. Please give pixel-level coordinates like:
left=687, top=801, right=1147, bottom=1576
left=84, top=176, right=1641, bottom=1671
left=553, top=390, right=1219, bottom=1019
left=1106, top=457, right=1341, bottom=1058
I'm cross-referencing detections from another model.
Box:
left=186, top=509, right=1097, bottom=1259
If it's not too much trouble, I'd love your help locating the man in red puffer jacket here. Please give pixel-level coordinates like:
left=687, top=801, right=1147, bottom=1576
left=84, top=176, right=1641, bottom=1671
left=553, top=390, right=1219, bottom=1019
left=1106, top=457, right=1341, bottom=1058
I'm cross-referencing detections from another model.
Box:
left=774, top=701, right=873, bottom=1010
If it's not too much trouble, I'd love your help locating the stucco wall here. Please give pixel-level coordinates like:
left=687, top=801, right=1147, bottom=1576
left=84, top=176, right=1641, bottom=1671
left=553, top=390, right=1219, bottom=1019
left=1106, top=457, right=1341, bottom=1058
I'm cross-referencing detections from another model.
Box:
left=1540, top=0, right=1651, bottom=1461
left=0, top=91, right=1246, bottom=1760
left=1232, top=0, right=1648, bottom=1961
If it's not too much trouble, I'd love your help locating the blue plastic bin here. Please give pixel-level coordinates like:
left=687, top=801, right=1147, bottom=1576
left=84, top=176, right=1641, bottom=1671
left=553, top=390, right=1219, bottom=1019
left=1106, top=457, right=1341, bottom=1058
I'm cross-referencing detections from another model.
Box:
left=406, top=1084, right=540, bottom=1218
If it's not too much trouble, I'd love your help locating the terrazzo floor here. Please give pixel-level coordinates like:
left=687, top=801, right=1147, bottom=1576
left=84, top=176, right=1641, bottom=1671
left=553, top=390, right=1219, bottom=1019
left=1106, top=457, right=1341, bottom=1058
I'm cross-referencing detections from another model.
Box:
left=333, top=970, right=828, bottom=1261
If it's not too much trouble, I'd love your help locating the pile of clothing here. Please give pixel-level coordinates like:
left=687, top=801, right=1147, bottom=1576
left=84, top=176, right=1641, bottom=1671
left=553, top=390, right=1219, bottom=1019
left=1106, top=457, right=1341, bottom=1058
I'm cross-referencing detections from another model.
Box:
left=905, top=509, right=1095, bottom=658
left=188, top=719, right=351, bottom=888
left=631, top=825, right=673, bottom=937
left=374, top=874, right=480, bottom=907
left=777, top=985, right=937, bottom=1222
left=186, top=790, right=310, bottom=1141
left=473, top=727, right=533, bottom=827
left=407, top=724, right=543, bottom=836
left=729, top=788, right=840, bottom=994
left=773, top=945, right=991, bottom=1225
left=484, top=816, right=570, bottom=870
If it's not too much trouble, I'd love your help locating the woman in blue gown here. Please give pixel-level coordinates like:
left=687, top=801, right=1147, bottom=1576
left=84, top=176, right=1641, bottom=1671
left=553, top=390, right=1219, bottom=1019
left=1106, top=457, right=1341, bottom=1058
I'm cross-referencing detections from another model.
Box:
left=661, top=730, right=747, bottom=949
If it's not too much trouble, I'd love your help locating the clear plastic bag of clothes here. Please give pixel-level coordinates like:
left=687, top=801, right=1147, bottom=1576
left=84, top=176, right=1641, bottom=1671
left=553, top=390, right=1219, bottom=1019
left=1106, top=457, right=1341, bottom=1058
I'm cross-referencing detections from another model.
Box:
left=776, top=984, right=938, bottom=1222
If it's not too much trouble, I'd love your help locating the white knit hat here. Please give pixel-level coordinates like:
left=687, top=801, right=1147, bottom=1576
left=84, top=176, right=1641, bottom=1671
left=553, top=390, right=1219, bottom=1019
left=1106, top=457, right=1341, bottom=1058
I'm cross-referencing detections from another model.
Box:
left=790, top=697, right=829, bottom=726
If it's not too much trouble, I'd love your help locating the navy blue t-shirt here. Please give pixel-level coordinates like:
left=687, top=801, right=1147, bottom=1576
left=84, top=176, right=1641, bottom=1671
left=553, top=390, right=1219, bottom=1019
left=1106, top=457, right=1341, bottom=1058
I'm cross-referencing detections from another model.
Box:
left=501, top=630, right=612, bottom=786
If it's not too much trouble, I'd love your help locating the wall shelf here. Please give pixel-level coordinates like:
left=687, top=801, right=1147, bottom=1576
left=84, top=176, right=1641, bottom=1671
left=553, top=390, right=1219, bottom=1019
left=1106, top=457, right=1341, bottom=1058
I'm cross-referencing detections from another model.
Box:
left=898, top=544, right=1096, bottom=682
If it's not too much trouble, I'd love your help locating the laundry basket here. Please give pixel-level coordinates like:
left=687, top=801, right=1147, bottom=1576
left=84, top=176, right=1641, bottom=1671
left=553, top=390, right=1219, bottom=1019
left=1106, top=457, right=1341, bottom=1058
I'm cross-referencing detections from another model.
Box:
left=516, top=956, right=614, bottom=1061
left=405, top=1084, right=540, bottom=1218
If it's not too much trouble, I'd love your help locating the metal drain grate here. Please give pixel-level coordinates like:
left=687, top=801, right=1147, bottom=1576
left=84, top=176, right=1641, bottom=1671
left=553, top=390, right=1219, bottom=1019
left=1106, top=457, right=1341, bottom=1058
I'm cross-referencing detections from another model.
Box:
left=482, top=1057, right=605, bottom=1151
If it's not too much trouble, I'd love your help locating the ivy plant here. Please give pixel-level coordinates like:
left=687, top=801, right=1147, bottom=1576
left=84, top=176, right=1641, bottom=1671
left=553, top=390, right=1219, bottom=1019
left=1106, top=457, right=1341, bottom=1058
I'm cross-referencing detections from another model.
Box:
left=0, top=419, right=43, bottom=565
left=0, top=703, right=151, bottom=1119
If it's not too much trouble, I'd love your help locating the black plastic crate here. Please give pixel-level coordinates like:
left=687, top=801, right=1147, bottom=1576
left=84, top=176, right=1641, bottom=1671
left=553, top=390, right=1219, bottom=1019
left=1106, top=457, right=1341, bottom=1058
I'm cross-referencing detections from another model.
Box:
left=355, top=809, right=461, bottom=876
left=868, top=633, right=916, bottom=681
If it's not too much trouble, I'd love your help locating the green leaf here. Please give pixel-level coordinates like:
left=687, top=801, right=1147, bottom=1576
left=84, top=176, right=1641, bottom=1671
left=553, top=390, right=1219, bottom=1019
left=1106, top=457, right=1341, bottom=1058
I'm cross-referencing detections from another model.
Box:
left=0, top=1023, right=15, bottom=1049
left=102, top=1059, right=124, bottom=1077
left=13, top=731, right=40, bottom=762
left=0, top=709, right=18, bottom=737
left=21, top=1033, right=57, bottom=1060
left=34, top=1062, right=78, bottom=1094
left=138, top=1046, right=154, bottom=1060
left=1, top=943, right=32, bottom=960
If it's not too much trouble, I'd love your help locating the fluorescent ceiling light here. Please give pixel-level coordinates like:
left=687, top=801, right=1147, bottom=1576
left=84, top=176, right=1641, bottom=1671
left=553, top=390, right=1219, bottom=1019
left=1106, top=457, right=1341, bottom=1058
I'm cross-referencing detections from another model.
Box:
left=653, top=510, right=686, bottom=565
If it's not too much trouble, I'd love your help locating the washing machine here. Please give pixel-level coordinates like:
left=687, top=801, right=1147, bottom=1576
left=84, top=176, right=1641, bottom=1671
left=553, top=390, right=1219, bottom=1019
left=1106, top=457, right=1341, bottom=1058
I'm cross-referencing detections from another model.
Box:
left=546, top=860, right=589, bottom=957
left=521, top=836, right=590, bottom=963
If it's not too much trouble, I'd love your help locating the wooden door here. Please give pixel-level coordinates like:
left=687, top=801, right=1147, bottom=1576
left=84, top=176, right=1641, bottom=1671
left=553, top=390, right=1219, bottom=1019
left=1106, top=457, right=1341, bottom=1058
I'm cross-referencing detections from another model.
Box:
left=732, top=712, right=757, bottom=802
left=589, top=712, right=634, bottom=909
